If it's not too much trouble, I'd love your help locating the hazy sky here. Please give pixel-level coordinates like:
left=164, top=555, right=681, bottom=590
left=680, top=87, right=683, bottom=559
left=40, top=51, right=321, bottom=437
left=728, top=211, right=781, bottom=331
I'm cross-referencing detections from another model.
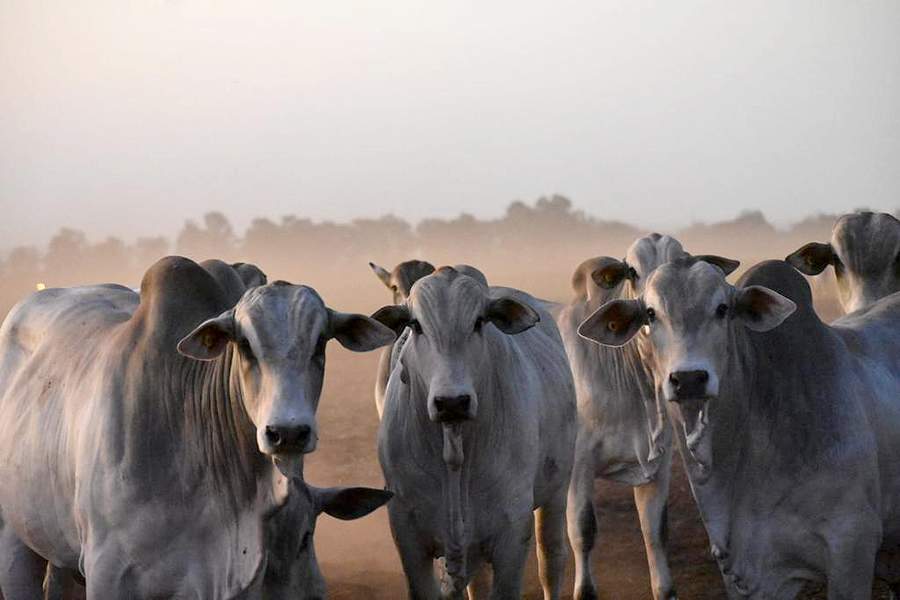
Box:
left=2, top=1, right=899, bottom=248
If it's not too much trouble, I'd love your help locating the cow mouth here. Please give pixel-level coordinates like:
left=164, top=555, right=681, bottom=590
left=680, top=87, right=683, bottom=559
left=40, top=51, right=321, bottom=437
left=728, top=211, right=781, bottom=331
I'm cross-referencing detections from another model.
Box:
left=273, top=454, right=304, bottom=479
left=673, top=396, right=710, bottom=454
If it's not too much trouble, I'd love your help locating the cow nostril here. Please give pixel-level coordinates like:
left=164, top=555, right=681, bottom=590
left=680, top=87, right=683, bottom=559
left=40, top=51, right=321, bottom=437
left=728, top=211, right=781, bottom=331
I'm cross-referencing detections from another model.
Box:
left=296, top=424, right=311, bottom=443
left=698, top=371, right=709, bottom=383
left=265, top=426, right=283, bottom=447
left=669, top=373, right=680, bottom=388
left=458, top=395, right=471, bottom=411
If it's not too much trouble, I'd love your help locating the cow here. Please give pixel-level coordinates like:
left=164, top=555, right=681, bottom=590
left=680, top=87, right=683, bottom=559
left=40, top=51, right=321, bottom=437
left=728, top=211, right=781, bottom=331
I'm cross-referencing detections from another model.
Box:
left=579, top=257, right=900, bottom=598
left=372, top=266, right=577, bottom=600
left=786, top=211, right=900, bottom=313
left=368, top=260, right=487, bottom=418
left=262, top=479, right=393, bottom=599
left=557, top=233, right=739, bottom=600
left=0, top=256, right=395, bottom=599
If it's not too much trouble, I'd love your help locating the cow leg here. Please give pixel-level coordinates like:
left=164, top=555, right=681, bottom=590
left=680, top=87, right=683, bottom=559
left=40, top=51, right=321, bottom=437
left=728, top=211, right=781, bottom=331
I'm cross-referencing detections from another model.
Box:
left=825, top=526, right=879, bottom=600
left=0, top=525, right=45, bottom=599
left=387, top=502, right=440, bottom=600
left=466, top=562, right=491, bottom=600
left=489, top=514, right=533, bottom=600
left=535, top=490, right=568, bottom=600
left=567, top=440, right=599, bottom=600
left=43, top=564, right=78, bottom=600
left=633, top=449, right=676, bottom=600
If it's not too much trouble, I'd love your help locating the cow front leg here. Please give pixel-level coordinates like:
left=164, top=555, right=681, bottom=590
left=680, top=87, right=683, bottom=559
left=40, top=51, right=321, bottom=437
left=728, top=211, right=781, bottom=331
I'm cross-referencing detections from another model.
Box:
left=824, top=524, right=879, bottom=600
left=536, top=489, right=569, bottom=600
left=387, top=501, right=440, bottom=600
left=466, top=559, right=491, bottom=600
left=0, top=525, right=46, bottom=600
left=567, top=439, right=599, bottom=600
left=489, top=514, right=533, bottom=600
left=633, top=449, right=676, bottom=600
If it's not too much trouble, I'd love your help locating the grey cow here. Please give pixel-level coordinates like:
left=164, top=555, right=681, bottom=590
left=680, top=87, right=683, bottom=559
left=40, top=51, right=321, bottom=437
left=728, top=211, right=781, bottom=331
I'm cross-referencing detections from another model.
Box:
left=0, top=256, right=394, bottom=599
left=373, top=267, right=577, bottom=599
left=580, top=258, right=900, bottom=598
left=786, top=211, right=900, bottom=313
left=556, top=233, right=740, bottom=600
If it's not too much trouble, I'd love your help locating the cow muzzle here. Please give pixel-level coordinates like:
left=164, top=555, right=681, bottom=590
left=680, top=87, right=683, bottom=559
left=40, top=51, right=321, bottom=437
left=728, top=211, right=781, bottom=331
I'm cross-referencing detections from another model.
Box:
left=259, top=421, right=318, bottom=456
left=430, top=394, right=476, bottom=423
left=666, top=370, right=714, bottom=457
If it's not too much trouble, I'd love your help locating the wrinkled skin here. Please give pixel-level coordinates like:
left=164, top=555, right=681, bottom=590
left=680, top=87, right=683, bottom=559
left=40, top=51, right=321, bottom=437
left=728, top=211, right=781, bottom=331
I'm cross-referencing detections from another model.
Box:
left=786, top=211, right=900, bottom=313
left=580, top=258, right=900, bottom=598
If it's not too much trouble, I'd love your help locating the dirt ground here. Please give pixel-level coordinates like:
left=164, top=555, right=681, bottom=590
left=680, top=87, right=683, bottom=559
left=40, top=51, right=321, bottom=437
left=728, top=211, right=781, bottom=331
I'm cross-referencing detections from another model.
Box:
left=308, top=348, right=891, bottom=600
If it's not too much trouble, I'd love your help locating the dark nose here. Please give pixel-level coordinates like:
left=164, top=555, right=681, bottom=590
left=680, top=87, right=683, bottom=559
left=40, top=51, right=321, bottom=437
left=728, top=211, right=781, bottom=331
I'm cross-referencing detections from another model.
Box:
left=433, top=395, right=472, bottom=422
left=265, top=424, right=312, bottom=452
left=669, top=370, right=710, bottom=400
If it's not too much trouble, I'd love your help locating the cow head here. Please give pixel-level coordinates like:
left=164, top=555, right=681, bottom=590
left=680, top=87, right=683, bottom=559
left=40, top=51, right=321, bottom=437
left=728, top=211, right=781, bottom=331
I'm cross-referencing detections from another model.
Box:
left=578, top=258, right=795, bottom=466
left=369, top=260, right=436, bottom=304
left=177, top=282, right=395, bottom=469
left=265, top=481, right=393, bottom=599
left=786, top=211, right=900, bottom=313
left=372, top=267, right=538, bottom=424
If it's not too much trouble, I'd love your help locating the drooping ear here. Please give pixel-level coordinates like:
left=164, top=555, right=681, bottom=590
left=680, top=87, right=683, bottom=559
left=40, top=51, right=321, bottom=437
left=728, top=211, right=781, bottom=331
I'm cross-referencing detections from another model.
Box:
left=329, top=310, right=396, bottom=352
left=370, top=305, right=412, bottom=336
left=486, top=297, right=540, bottom=334
left=177, top=310, right=235, bottom=360
left=733, top=285, right=797, bottom=332
left=695, top=255, right=741, bottom=276
left=578, top=299, right=645, bottom=347
left=314, top=486, right=394, bottom=520
left=785, top=242, right=834, bottom=276
left=369, top=262, right=393, bottom=288
left=590, top=259, right=631, bottom=289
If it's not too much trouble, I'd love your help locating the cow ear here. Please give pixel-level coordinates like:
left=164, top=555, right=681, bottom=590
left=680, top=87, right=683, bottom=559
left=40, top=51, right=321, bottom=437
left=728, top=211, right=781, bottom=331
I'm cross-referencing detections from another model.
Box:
left=695, top=255, right=741, bottom=276
left=486, top=297, right=540, bottom=335
left=177, top=310, right=235, bottom=360
left=329, top=311, right=396, bottom=352
left=590, top=260, right=630, bottom=289
left=315, top=487, right=393, bottom=520
left=369, top=262, right=393, bottom=288
left=370, top=305, right=412, bottom=336
left=734, top=285, right=796, bottom=332
left=785, top=242, right=834, bottom=276
left=578, top=299, right=645, bottom=347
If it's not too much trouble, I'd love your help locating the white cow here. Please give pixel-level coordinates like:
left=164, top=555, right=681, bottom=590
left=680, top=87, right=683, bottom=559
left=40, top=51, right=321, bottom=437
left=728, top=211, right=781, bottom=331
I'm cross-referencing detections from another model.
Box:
left=0, top=256, right=394, bottom=599
left=786, top=211, right=900, bottom=313
left=556, top=233, right=739, bottom=600
left=580, top=258, right=900, bottom=598
left=373, top=267, right=576, bottom=599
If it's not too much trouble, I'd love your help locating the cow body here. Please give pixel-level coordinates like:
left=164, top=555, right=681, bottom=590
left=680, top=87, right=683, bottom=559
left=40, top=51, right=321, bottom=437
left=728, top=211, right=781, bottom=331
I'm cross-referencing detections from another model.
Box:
left=0, top=257, right=394, bottom=599
left=581, top=258, right=900, bottom=598
left=375, top=268, right=576, bottom=599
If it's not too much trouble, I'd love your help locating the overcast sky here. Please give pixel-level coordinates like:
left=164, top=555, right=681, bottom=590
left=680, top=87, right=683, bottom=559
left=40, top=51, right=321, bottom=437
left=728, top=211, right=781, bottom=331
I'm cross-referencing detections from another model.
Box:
left=2, top=1, right=898, bottom=248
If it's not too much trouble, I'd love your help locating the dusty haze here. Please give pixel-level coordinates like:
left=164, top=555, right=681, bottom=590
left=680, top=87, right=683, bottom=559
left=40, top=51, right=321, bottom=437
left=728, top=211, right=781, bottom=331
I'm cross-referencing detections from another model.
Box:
left=2, top=1, right=900, bottom=249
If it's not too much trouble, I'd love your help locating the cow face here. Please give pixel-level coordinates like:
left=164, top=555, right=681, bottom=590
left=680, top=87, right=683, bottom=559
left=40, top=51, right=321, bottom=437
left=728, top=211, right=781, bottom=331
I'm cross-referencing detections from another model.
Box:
left=372, top=267, right=538, bottom=424
left=369, top=260, right=436, bottom=304
left=786, top=212, right=900, bottom=313
left=177, top=283, right=394, bottom=467
left=578, top=259, right=795, bottom=458
left=265, top=482, right=393, bottom=599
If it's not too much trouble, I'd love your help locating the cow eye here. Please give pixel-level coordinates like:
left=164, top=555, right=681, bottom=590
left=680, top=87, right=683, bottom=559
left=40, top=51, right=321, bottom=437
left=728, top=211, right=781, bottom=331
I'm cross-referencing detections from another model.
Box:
left=715, top=303, right=729, bottom=319
left=239, top=339, right=256, bottom=362
left=646, top=307, right=656, bottom=323
left=473, top=316, right=484, bottom=333
left=391, top=285, right=398, bottom=292
left=409, top=320, right=423, bottom=335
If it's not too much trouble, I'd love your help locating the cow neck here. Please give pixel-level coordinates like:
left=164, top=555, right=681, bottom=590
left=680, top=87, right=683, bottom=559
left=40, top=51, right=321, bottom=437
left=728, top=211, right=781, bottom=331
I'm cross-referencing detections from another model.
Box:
left=171, top=344, right=267, bottom=512
left=680, top=318, right=842, bottom=582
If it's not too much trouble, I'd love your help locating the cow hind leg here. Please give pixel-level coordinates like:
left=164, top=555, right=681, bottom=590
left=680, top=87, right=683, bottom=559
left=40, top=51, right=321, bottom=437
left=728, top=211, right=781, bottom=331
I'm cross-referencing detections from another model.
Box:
left=536, top=491, right=569, bottom=600
left=633, top=449, right=676, bottom=600
left=0, top=525, right=46, bottom=600
left=567, top=448, right=599, bottom=600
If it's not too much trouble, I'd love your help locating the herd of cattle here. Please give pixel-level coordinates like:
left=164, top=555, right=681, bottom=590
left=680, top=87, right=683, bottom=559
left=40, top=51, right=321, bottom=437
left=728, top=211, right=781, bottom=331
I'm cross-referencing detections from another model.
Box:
left=0, top=210, right=897, bottom=600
